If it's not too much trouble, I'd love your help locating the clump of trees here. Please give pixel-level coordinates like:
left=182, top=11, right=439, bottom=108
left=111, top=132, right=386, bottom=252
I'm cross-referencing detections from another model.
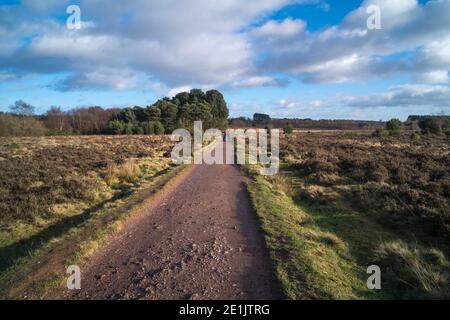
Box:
left=419, top=117, right=442, bottom=135
left=108, top=89, right=229, bottom=135
left=44, top=106, right=122, bottom=135
left=378, top=117, right=450, bottom=138
left=0, top=89, right=229, bottom=136
left=0, top=101, right=47, bottom=136
left=385, top=118, right=402, bottom=135
left=0, top=113, right=48, bottom=137
left=1, top=102, right=121, bottom=136
left=443, top=120, right=450, bottom=137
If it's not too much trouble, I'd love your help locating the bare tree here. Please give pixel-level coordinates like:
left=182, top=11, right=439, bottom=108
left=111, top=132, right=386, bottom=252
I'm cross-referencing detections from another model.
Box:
left=9, top=100, right=35, bottom=129
left=45, top=106, right=71, bottom=134
left=9, top=100, right=35, bottom=116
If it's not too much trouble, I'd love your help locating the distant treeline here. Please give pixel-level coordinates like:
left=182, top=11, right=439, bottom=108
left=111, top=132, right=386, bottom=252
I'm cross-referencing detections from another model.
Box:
left=0, top=106, right=121, bottom=137
left=229, top=113, right=385, bottom=130
left=0, top=89, right=228, bottom=136
left=7, top=95, right=445, bottom=137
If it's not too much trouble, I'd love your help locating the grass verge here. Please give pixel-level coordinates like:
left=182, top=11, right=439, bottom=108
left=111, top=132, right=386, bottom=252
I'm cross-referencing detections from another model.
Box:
left=244, top=164, right=450, bottom=299
left=0, top=163, right=188, bottom=299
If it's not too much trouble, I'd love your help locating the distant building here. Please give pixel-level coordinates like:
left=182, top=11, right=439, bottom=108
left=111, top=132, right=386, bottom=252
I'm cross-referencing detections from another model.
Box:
left=253, top=113, right=271, bottom=122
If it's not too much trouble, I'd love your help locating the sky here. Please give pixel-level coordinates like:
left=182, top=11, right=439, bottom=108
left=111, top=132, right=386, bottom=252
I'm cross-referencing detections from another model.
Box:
left=0, top=0, right=449, bottom=120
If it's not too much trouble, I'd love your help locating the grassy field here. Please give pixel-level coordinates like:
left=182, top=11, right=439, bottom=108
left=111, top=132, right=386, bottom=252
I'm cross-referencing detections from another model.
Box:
left=0, top=135, right=182, bottom=298
left=246, top=131, right=450, bottom=299
left=2, top=132, right=449, bottom=299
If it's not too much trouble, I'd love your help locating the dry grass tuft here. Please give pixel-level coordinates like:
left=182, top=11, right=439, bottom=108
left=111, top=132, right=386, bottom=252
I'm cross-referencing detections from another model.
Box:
left=375, top=240, right=449, bottom=298
left=303, top=229, right=348, bottom=254
left=105, top=159, right=142, bottom=186
left=267, top=174, right=294, bottom=197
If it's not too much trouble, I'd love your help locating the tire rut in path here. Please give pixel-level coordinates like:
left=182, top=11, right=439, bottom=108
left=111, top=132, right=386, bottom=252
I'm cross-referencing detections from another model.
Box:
left=62, top=156, right=277, bottom=299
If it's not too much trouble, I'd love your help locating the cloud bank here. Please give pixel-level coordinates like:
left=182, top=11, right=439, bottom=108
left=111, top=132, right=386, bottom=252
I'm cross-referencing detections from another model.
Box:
left=0, top=0, right=449, bottom=115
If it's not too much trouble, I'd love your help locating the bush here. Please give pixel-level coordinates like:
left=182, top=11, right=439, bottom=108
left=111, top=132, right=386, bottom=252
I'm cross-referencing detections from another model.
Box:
left=343, top=131, right=359, bottom=139
left=153, top=121, right=165, bottom=134
left=419, top=117, right=441, bottom=134
left=142, top=121, right=155, bottom=135
left=143, top=121, right=165, bottom=135
left=134, top=126, right=144, bottom=135
left=124, top=123, right=134, bottom=135
left=386, top=118, right=402, bottom=135
left=283, top=123, right=294, bottom=134
left=62, top=175, right=99, bottom=202
left=443, top=120, right=450, bottom=137
left=108, top=120, right=125, bottom=134
left=410, top=131, right=421, bottom=140
left=10, top=142, right=21, bottom=149
left=105, top=160, right=142, bottom=185
left=120, top=161, right=142, bottom=183
left=372, top=128, right=388, bottom=138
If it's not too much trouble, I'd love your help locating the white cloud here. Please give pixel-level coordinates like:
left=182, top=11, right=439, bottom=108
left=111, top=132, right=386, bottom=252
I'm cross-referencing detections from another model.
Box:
left=274, top=98, right=323, bottom=108
left=55, top=68, right=145, bottom=91
left=232, top=76, right=288, bottom=87
left=1, top=0, right=450, bottom=96
left=0, top=0, right=292, bottom=91
left=257, top=0, right=450, bottom=84
left=414, top=71, right=449, bottom=84
left=251, top=18, right=306, bottom=39
left=344, top=84, right=450, bottom=108
left=167, top=86, right=193, bottom=98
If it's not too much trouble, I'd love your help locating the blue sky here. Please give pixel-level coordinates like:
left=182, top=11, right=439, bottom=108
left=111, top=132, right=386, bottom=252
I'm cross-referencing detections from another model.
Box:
left=1, top=0, right=449, bottom=120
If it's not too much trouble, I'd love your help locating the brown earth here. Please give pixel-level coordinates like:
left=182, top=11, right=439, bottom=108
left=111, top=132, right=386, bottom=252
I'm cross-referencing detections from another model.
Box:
left=56, top=143, right=278, bottom=300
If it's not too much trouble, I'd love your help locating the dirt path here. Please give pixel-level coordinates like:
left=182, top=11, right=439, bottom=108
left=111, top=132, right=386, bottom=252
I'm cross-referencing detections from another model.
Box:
left=59, top=144, right=277, bottom=300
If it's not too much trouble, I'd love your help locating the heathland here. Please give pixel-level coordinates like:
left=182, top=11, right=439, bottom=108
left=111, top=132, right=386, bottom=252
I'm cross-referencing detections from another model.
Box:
left=1, top=88, right=450, bottom=299
left=246, top=131, right=450, bottom=299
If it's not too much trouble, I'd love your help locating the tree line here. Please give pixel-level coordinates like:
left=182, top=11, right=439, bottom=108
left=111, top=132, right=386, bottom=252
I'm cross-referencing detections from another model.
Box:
left=230, top=113, right=450, bottom=136
left=229, top=113, right=386, bottom=130
left=0, top=89, right=229, bottom=137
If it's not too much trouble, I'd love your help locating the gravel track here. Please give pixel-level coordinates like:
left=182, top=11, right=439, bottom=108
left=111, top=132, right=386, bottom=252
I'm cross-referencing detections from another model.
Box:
left=60, top=144, right=277, bottom=300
